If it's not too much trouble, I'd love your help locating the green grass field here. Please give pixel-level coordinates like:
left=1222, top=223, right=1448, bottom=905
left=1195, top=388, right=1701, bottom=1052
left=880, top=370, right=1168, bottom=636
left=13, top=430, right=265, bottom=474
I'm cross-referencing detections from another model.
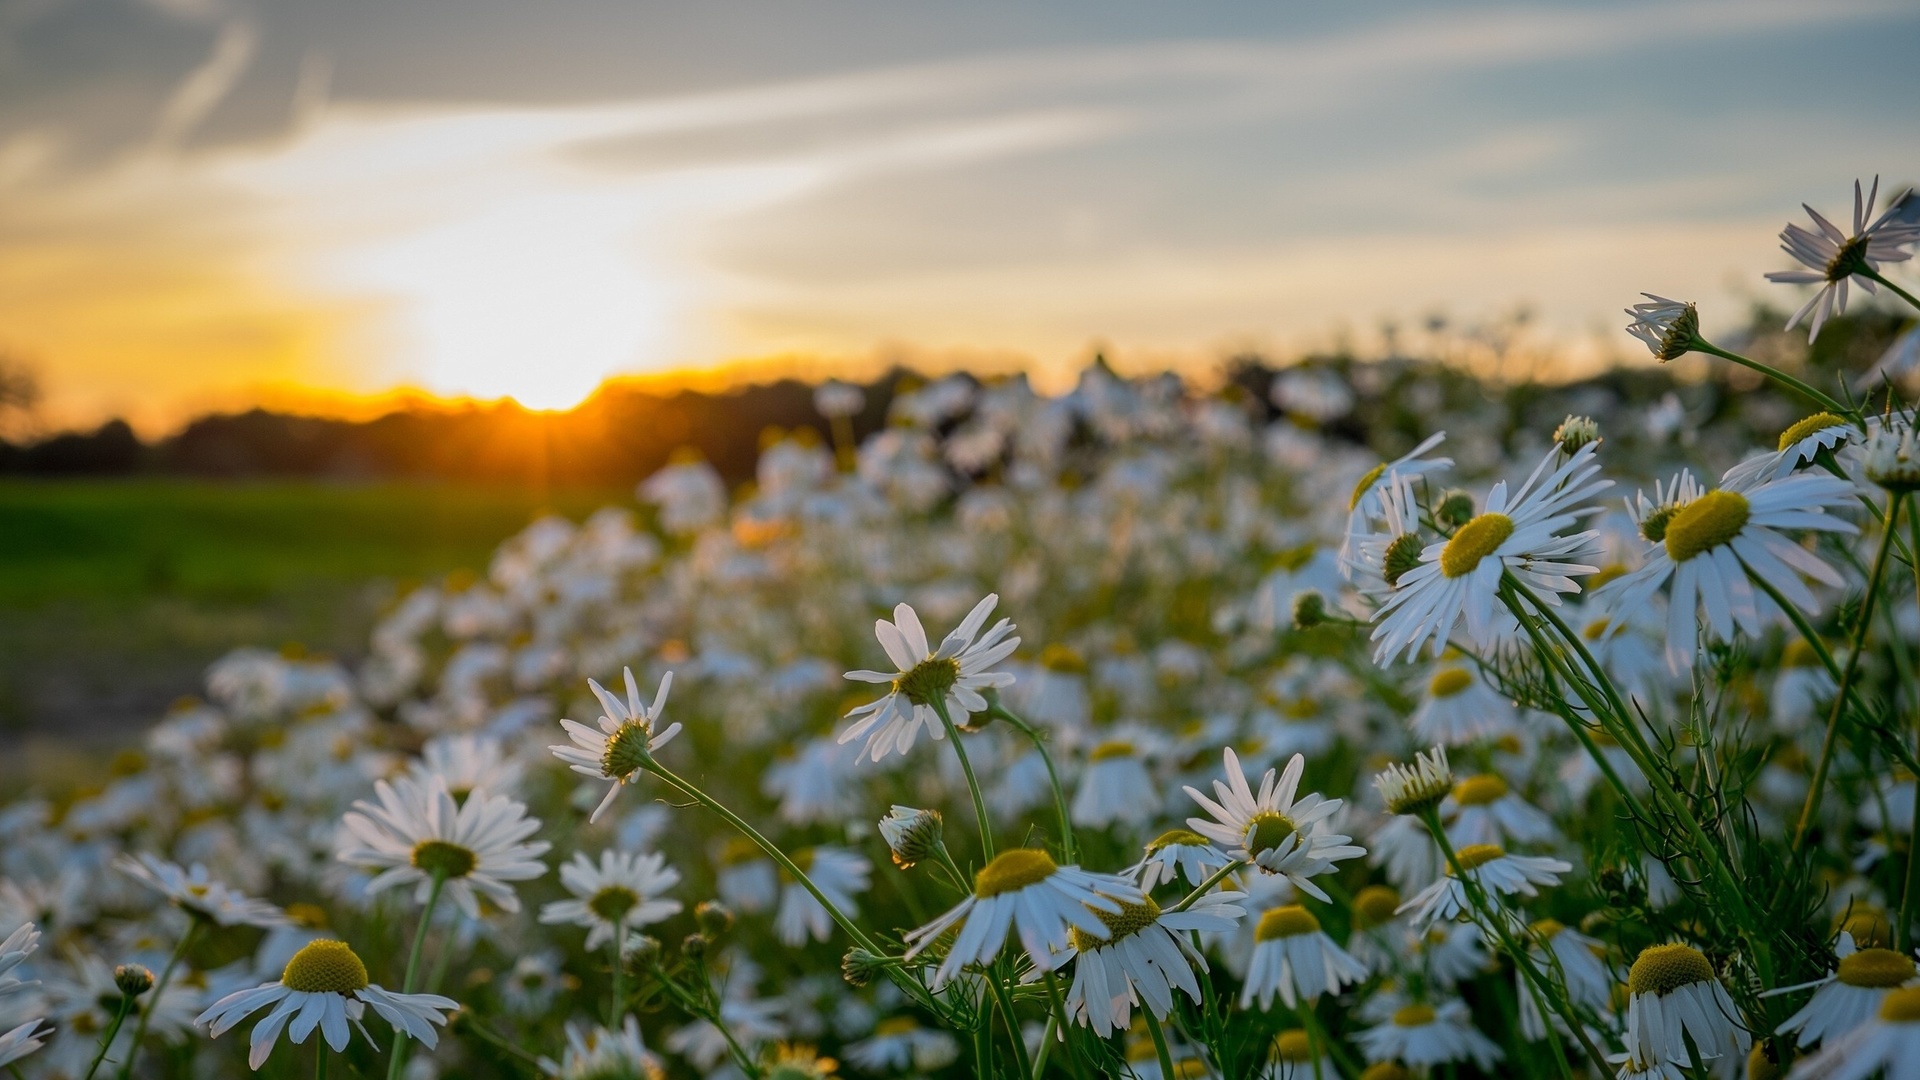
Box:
left=0, top=479, right=628, bottom=778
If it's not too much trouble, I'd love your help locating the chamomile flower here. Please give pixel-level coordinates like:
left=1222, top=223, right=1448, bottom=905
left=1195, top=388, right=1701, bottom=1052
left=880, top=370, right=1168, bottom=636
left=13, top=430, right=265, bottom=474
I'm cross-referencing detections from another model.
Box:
left=1863, top=421, right=1920, bottom=494
left=550, top=668, right=681, bottom=823
left=1059, top=890, right=1243, bottom=1037
left=1356, top=999, right=1504, bottom=1071
left=1072, top=733, right=1161, bottom=829
left=0, top=922, right=39, bottom=994
left=1625, top=295, right=1703, bottom=362
left=902, top=848, right=1142, bottom=989
left=877, top=806, right=944, bottom=869
left=1185, top=749, right=1365, bottom=901
left=1410, top=665, right=1520, bottom=747
left=1599, top=465, right=1859, bottom=671
left=1765, top=177, right=1920, bottom=341
left=1240, top=904, right=1367, bottom=1010
left=1789, top=985, right=1920, bottom=1078
left=1624, top=943, right=1749, bottom=1071
left=539, top=849, right=683, bottom=950
left=1773, top=937, right=1920, bottom=1049
left=1517, top=919, right=1615, bottom=1041
left=1128, top=829, right=1235, bottom=890
left=844, top=1017, right=960, bottom=1073
left=412, top=733, right=522, bottom=801
left=1443, top=773, right=1558, bottom=849
left=1341, top=434, right=1452, bottom=579
left=775, top=847, right=870, bottom=946
left=337, top=773, right=551, bottom=918
left=197, top=938, right=456, bottom=1069
left=537, top=1015, right=663, bottom=1080
left=114, top=853, right=288, bottom=928
left=1371, top=441, right=1609, bottom=664
left=1398, top=844, right=1571, bottom=929
left=1348, top=471, right=1429, bottom=594
left=839, top=594, right=1019, bottom=761
left=1270, top=1027, right=1339, bottom=1079
left=0, top=1019, right=48, bottom=1068
left=1725, top=412, right=1859, bottom=485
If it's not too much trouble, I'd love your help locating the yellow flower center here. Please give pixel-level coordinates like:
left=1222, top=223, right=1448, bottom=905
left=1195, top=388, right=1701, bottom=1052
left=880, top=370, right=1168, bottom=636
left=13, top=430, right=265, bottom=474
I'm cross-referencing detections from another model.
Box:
left=411, top=840, right=478, bottom=880
left=1040, top=644, right=1086, bottom=673
left=1780, top=413, right=1845, bottom=452
left=1838, top=909, right=1893, bottom=949
left=1628, top=943, right=1713, bottom=997
left=588, top=885, right=640, bottom=924
left=1255, top=904, right=1321, bottom=942
left=1881, top=986, right=1920, bottom=1022
left=1664, top=491, right=1750, bottom=563
left=282, top=939, right=369, bottom=994
left=1837, top=948, right=1916, bottom=988
left=1451, top=774, right=1508, bottom=807
left=973, top=849, right=1057, bottom=898
left=1451, top=844, right=1505, bottom=873
left=600, top=720, right=653, bottom=781
left=1530, top=918, right=1566, bottom=939
left=1243, top=811, right=1297, bottom=858
left=894, top=656, right=961, bottom=707
left=1089, top=740, right=1136, bottom=762
left=1350, top=463, right=1387, bottom=511
left=1273, top=1029, right=1313, bottom=1062
left=1145, top=828, right=1209, bottom=853
left=1362, top=1065, right=1412, bottom=1080
left=1353, top=885, right=1402, bottom=929
left=874, top=1017, right=918, bottom=1037
left=1392, top=1004, right=1436, bottom=1027
left=1427, top=668, right=1474, bottom=699
left=1068, top=897, right=1162, bottom=952
left=1440, top=513, right=1514, bottom=578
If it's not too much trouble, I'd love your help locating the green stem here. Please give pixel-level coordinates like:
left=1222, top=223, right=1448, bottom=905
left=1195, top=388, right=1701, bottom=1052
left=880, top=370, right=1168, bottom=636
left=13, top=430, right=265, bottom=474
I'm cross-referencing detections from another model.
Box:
left=930, top=697, right=995, bottom=861
left=118, top=918, right=199, bottom=1080
left=387, top=871, right=447, bottom=1080
left=987, top=969, right=1036, bottom=1080
left=1692, top=341, right=1852, bottom=418
left=1795, top=493, right=1904, bottom=849
left=1170, top=860, right=1245, bottom=913
left=1032, top=1014, right=1057, bottom=1079
left=317, top=1046, right=328, bottom=1080
left=609, top=917, right=627, bottom=1025
left=1901, top=504, right=1920, bottom=953
left=1144, top=1010, right=1179, bottom=1080
left=989, top=700, right=1077, bottom=863
left=1297, top=1005, right=1359, bottom=1078
left=1862, top=268, right=1920, bottom=316
left=457, top=1011, right=546, bottom=1067
left=1043, top=970, right=1089, bottom=1080
left=83, top=994, right=136, bottom=1080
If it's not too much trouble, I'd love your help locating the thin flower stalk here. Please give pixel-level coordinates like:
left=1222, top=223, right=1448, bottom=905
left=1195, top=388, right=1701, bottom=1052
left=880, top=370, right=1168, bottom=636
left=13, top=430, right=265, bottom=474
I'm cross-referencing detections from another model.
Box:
left=115, top=920, right=199, bottom=1080
left=929, top=696, right=996, bottom=861
left=986, top=697, right=1077, bottom=863
left=387, top=870, right=446, bottom=1080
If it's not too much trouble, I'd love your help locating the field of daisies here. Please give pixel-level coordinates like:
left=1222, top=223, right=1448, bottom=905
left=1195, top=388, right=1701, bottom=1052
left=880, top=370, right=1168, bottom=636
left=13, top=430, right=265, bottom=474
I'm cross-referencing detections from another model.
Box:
left=4, top=178, right=1920, bottom=1080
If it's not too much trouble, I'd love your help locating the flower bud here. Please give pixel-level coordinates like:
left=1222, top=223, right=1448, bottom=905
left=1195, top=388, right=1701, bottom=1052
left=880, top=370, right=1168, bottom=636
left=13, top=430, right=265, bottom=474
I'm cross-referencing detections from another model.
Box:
left=841, top=947, right=884, bottom=988
left=1435, top=490, right=1475, bottom=529
left=114, top=963, right=155, bottom=997
left=1554, top=415, right=1600, bottom=455
left=695, top=901, right=735, bottom=937
left=681, top=933, right=709, bottom=961
left=627, top=934, right=662, bottom=968
left=1291, top=590, right=1327, bottom=631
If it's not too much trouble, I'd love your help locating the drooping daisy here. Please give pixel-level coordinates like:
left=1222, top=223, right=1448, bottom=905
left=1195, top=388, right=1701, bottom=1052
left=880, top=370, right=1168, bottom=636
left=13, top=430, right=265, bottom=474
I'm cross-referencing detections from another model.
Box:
left=1517, top=919, right=1616, bottom=1041
left=877, top=805, right=944, bottom=869
left=1625, top=294, right=1703, bottom=362
left=1059, top=890, right=1243, bottom=1037
left=537, top=1015, right=663, bottom=1080
left=1240, top=904, right=1367, bottom=1010
left=1398, top=844, right=1571, bottom=929
left=1128, top=829, right=1235, bottom=891
left=1788, top=985, right=1920, bottom=1078
left=839, top=594, right=1019, bottom=762
left=902, top=848, right=1142, bottom=988
left=1598, top=465, right=1859, bottom=671
left=539, top=849, right=683, bottom=950
left=1765, top=176, right=1920, bottom=341
left=115, top=853, right=288, bottom=928
left=1410, top=664, right=1520, bottom=746
left=197, top=938, right=457, bottom=1069
left=1184, top=749, right=1364, bottom=901
left=1355, top=998, right=1504, bottom=1071
left=1862, top=420, right=1920, bottom=494
left=337, top=773, right=550, bottom=918
left=550, top=668, right=681, bottom=823
left=844, top=1017, right=961, bottom=1073
left=1348, top=471, right=1431, bottom=595
left=775, top=847, right=870, bottom=946
left=1341, top=433, right=1453, bottom=580
left=1371, top=441, right=1610, bottom=664
left=1443, top=773, right=1558, bottom=849
left=1773, top=937, right=1920, bottom=1049
left=1624, top=943, right=1750, bottom=1071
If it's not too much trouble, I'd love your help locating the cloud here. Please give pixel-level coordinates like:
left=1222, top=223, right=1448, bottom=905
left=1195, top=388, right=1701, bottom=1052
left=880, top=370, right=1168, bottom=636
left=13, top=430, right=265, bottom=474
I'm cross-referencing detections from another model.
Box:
left=150, top=17, right=259, bottom=151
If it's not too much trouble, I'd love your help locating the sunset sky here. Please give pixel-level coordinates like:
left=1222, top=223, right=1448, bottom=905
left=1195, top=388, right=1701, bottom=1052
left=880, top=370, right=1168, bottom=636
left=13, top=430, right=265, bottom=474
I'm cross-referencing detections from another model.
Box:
left=4, top=0, right=1918, bottom=433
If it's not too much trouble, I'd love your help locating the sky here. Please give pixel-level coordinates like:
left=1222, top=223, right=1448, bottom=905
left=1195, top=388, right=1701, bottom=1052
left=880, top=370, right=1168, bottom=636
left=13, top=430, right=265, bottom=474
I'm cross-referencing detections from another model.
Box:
left=3, top=0, right=1918, bottom=433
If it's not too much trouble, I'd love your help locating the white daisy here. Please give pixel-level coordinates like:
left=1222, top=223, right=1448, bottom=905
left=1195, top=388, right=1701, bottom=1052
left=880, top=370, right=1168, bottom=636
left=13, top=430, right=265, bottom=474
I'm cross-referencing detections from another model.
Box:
left=1071, top=734, right=1160, bottom=829
left=1726, top=412, right=1858, bottom=486
left=877, top=805, right=944, bottom=869
left=1625, top=294, right=1702, bottom=362
left=774, top=846, right=870, bottom=946
left=1128, top=829, right=1235, bottom=891
left=412, top=733, right=522, bottom=801
left=1789, top=985, right=1920, bottom=1078
left=0, top=921, right=39, bottom=995
left=550, top=667, right=681, bottom=823
left=844, top=1017, right=961, bottom=1073
left=1773, top=937, right=1920, bottom=1049
left=1060, top=890, right=1243, bottom=1037
left=1518, top=919, right=1616, bottom=1041
left=1348, top=470, right=1431, bottom=596
left=0, top=1019, right=48, bottom=1068
left=198, top=938, right=457, bottom=1069
left=537, top=1015, right=662, bottom=1079
left=1240, top=903, right=1367, bottom=1010
left=902, top=848, right=1142, bottom=989
left=1184, top=748, right=1365, bottom=901
left=1862, top=419, right=1920, bottom=493
left=337, top=773, right=550, bottom=918
left=1399, top=843, right=1571, bottom=929
left=839, top=594, right=1019, bottom=762
left=1598, top=464, right=1859, bottom=671
left=1765, top=176, right=1920, bottom=341
left=1371, top=441, right=1610, bottom=664
left=1341, top=433, right=1453, bottom=580
left=1443, top=773, right=1558, bottom=849
left=1356, top=998, right=1504, bottom=1071
left=539, top=849, right=683, bottom=951
left=114, top=853, right=288, bottom=928
left=1410, top=664, right=1520, bottom=746
left=1624, top=943, right=1750, bottom=1071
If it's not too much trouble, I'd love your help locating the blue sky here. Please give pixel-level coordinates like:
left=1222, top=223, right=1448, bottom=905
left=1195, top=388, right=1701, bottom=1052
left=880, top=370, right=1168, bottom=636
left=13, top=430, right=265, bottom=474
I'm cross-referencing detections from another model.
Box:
left=4, top=0, right=1917, bottom=426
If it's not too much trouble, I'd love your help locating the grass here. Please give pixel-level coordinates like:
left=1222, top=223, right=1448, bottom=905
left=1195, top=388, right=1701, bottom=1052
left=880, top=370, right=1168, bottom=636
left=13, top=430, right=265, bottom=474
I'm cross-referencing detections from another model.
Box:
left=0, top=479, right=628, bottom=780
